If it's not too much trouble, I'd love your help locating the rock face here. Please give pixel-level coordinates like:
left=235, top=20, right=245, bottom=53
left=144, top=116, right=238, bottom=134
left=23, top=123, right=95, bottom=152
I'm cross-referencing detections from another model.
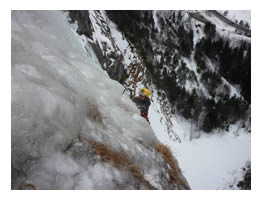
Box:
left=69, top=10, right=128, bottom=84
left=69, top=11, right=93, bottom=39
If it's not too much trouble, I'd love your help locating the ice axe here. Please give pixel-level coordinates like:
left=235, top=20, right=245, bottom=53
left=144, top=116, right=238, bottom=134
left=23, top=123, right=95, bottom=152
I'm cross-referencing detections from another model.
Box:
left=122, top=86, right=134, bottom=99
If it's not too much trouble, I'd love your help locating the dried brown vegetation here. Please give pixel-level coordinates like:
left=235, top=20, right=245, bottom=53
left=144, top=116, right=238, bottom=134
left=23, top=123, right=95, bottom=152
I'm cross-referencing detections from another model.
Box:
left=87, top=139, right=156, bottom=190
left=84, top=138, right=190, bottom=190
left=86, top=99, right=103, bottom=124
left=155, top=144, right=190, bottom=189
left=20, top=183, right=36, bottom=190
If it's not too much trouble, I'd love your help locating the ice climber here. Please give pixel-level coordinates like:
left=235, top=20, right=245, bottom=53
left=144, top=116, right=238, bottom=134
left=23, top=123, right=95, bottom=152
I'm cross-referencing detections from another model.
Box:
left=133, top=88, right=151, bottom=123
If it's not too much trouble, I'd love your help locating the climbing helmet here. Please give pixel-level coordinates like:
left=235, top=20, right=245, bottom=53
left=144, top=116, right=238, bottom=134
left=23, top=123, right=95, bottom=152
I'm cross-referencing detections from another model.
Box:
left=139, top=88, right=151, bottom=97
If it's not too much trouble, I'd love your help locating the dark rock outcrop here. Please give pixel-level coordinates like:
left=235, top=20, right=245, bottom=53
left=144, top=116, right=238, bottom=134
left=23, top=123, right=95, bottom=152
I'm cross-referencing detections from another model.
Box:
left=68, top=11, right=128, bottom=83
left=237, top=163, right=251, bottom=190
left=69, top=11, right=93, bottom=39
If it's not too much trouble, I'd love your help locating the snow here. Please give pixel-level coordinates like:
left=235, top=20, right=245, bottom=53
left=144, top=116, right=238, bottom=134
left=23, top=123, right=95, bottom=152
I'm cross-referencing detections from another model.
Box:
left=221, top=77, right=242, bottom=99
left=149, top=92, right=169, bottom=137
left=103, top=12, right=135, bottom=66
left=176, top=132, right=250, bottom=189
left=181, top=57, right=211, bottom=98
left=190, top=17, right=205, bottom=47
left=200, top=11, right=251, bottom=45
left=223, top=160, right=250, bottom=189
left=150, top=106, right=251, bottom=189
left=148, top=80, right=250, bottom=190
left=202, top=11, right=235, bottom=32
left=152, top=11, right=161, bottom=32
left=218, top=10, right=251, bottom=28
left=88, top=11, right=116, bottom=55
left=149, top=84, right=250, bottom=189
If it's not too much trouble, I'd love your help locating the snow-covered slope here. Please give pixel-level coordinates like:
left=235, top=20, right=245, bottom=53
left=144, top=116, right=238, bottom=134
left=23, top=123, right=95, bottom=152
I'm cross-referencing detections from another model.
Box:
left=218, top=10, right=251, bottom=28
left=153, top=119, right=250, bottom=189
left=11, top=11, right=190, bottom=190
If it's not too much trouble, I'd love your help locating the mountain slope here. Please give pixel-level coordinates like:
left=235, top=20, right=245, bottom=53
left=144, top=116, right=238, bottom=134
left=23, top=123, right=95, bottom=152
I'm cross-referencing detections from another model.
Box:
left=68, top=10, right=250, bottom=136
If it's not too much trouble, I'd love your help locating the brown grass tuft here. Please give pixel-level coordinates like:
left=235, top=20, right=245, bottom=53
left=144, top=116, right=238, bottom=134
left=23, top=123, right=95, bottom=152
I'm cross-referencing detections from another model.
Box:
left=85, top=99, right=103, bottom=124
left=20, top=183, right=36, bottom=190
left=87, top=140, right=156, bottom=190
left=155, top=144, right=190, bottom=189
